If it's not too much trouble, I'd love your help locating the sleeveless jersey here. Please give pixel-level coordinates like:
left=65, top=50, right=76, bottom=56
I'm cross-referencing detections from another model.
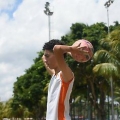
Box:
left=46, top=72, right=74, bottom=120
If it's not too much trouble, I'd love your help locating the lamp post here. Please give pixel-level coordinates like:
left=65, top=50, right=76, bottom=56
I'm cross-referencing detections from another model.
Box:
left=104, top=1, right=114, bottom=120
left=104, top=0, right=114, bottom=34
left=44, top=2, right=53, bottom=41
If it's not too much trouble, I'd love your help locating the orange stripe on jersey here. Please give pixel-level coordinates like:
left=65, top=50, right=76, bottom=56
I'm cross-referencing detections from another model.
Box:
left=58, top=74, right=73, bottom=120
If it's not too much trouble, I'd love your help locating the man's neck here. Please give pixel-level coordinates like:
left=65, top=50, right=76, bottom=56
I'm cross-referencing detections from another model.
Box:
left=54, top=68, right=60, bottom=75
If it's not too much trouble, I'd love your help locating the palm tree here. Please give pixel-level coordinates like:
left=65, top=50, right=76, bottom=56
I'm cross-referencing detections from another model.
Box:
left=93, top=63, right=119, bottom=119
left=93, top=29, right=120, bottom=120
left=0, top=101, right=4, bottom=120
left=3, top=98, right=15, bottom=119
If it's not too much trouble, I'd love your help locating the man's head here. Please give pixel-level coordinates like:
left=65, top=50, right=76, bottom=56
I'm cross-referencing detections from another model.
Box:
left=43, top=39, right=65, bottom=69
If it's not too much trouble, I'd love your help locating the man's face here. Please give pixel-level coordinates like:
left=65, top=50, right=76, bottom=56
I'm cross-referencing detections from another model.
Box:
left=44, top=50, right=58, bottom=69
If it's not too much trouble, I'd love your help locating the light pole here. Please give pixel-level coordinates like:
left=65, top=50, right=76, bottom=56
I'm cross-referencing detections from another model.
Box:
left=104, top=0, right=114, bottom=34
left=104, top=1, right=114, bottom=120
left=44, top=2, right=53, bottom=41
left=104, top=0, right=114, bottom=120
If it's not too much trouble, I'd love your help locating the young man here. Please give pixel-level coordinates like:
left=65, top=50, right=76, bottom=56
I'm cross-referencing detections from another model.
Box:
left=42, top=39, right=86, bottom=120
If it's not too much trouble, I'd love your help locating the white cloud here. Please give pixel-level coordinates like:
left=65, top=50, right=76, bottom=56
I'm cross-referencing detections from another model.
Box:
left=0, top=0, right=15, bottom=10
left=0, top=0, right=120, bottom=101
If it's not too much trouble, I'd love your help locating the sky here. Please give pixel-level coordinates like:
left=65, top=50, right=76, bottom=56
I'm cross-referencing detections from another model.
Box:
left=0, top=0, right=120, bottom=102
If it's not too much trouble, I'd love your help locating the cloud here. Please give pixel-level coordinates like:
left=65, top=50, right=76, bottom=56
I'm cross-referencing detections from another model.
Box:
left=0, top=0, right=15, bottom=10
left=0, top=0, right=120, bottom=101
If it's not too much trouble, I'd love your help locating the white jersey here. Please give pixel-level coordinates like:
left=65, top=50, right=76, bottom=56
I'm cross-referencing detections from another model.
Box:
left=46, top=72, right=74, bottom=120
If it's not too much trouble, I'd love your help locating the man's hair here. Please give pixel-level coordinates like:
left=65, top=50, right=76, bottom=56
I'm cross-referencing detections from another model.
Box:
left=43, top=39, right=65, bottom=51
left=43, top=39, right=66, bottom=57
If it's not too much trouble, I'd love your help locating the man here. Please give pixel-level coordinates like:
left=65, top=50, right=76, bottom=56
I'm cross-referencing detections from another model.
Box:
left=42, top=39, right=86, bottom=120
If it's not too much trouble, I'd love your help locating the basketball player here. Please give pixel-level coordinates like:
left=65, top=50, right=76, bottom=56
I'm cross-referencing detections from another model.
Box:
left=42, top=39, right=87, bottom=120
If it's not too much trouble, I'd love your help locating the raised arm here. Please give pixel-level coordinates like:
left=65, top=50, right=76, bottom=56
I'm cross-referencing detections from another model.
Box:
left=53, top=42, right=88, bottom=82
left=53, top=45, right=76, bottom=82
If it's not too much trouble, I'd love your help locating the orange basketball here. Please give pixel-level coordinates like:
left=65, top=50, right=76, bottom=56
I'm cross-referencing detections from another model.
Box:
left=72, top=39, right=94, bottom=62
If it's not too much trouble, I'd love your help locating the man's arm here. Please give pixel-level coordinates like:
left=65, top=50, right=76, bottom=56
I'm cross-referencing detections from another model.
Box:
left=53, top=45, right=76, bottom=82
left=53, top=43, right=87, bottom=82
left=42, top=55, right=54, bottom=76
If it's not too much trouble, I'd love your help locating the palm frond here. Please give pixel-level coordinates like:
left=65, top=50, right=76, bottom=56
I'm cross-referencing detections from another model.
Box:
left=93, top=63, right=119, bottom=79
left=93, top=50, right=120, bottom=67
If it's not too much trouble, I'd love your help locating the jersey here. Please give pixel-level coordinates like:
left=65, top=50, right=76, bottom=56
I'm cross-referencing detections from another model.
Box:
left=46, top=71, right=74, bottom=120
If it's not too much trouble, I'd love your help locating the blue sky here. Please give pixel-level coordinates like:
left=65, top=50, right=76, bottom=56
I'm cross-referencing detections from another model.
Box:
left=0, top=0, right=120, bottom=101
left=0, top=0, right=23, bottom=18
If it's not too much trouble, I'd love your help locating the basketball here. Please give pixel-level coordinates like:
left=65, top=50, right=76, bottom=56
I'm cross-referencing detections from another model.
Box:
left=71, top=39, right=94, bottom=62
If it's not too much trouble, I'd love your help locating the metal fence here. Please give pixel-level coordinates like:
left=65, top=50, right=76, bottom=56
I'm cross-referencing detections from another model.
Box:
left=70, top=101, right=120, bottom=120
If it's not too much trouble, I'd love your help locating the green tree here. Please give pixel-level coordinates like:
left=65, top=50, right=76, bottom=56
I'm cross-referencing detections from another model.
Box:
left=61, top=22, right=108, bottom=119
left=0, top=101, right=4, bottom=120
left=12, top=52, right=48, bottom=119
left=92, top=29, right=120, bottom=120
